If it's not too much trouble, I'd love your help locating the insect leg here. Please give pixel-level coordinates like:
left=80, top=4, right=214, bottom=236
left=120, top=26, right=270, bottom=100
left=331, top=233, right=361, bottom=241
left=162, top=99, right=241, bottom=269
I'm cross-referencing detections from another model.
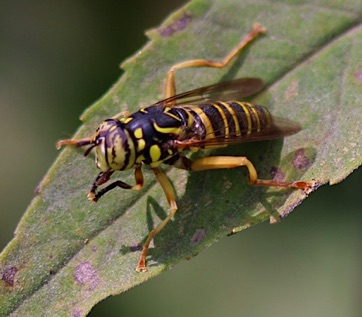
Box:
left=136, top=167, right=178, bottom=272
left=173, top=155, right=314, bottom=191
left=164, top=22, right=266, bottom=99
left=88, top=165, right=144, bottom=202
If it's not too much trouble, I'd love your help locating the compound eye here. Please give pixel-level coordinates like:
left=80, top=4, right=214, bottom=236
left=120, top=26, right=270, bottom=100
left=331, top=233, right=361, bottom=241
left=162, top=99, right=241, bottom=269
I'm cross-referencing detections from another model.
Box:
left=94, top=136, right=109, bottom=172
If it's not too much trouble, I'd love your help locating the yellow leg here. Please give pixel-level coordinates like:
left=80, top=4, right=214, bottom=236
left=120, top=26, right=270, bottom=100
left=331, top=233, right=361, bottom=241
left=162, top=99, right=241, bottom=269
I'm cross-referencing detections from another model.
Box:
left=136, top=167, right=178, bottom=272
left=164, top=22, right=266, bottom=99
left=173, top=155, right=314, bottom=191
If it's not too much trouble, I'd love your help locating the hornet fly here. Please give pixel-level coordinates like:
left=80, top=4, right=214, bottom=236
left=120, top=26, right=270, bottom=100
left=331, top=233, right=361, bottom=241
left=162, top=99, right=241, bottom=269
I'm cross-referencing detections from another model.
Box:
left=57, top=23, right=314, bottom=272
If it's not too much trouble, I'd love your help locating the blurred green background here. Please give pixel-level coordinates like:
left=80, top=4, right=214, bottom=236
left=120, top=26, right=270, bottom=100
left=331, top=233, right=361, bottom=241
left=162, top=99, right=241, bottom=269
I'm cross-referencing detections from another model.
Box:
left=0, top=1, right=360, bottom=316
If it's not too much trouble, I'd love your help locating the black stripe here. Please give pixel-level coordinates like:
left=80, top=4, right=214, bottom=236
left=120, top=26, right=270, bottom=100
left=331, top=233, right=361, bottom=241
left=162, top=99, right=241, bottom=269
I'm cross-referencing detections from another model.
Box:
left=251, top=105, right=271, bottom=130
left=199, top=104, right=224, bottom=137
left=215, top=102, right=236, bottom=137
left=229, top=102, right=249, bottom=135
left=248, top=104, right=259, bottom=133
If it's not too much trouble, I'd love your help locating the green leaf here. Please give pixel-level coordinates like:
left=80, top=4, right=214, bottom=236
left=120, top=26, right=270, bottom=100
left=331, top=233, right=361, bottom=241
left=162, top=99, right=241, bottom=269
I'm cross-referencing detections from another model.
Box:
left=1, top=0, right=361, bottom=316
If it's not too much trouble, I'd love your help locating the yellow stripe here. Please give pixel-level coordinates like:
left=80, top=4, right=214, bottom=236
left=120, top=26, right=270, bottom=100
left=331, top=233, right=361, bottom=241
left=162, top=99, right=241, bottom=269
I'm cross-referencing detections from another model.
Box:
left=249, top=106, right=261, bottom=132
left=265, top=108, right=272, bottom=128
left=164, top=107, right=182, bottom=121
left=235, top=101, right=252, bottom=135
left=185, top=105, right=215, bottom=139
left=218, top=101, right=241, bottom=137
left=153, top=122, right=182, bottom=135
left=122, top=117, right=133, bottom=124
left=212, top=103, right=229, bottom=137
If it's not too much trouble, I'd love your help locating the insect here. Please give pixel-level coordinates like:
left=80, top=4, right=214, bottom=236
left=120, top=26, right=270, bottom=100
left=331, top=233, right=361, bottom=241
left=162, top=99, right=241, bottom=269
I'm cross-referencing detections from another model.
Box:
left=57, top=23, right=313, bottom=272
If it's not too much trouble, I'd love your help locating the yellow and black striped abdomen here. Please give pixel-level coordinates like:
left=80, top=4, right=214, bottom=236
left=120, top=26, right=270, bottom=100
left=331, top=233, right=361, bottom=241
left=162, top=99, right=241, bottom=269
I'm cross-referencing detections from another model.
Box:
left=181, top=101, right=272, bottom=145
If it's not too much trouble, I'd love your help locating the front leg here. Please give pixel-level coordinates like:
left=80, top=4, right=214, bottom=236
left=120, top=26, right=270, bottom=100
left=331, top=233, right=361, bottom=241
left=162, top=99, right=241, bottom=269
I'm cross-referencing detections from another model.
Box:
left=88, top=165, right=144, bottom=202
left=136, top=167, right=178, bottom=272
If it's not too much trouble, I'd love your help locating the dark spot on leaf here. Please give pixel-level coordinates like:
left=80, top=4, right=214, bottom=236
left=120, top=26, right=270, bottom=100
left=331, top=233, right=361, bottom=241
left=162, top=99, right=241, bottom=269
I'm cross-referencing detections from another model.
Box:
left=34, top=184, right=41, bottom=195
left=270, top=166, right=285, bottom=181
left=73, top=261, right=99, bottom=291
left=258, top=154, right=265, bottom=162
left=191, top=229, right=206, bottom=245
left=1, top=266, right=18, bottom=286
left=34, top=178, right=45, bottom=195
left=354, top=71, right=362, bottom=82
left=159, top=13, right=192, bottom=37
left=292, top=149, right=312, bottom=169
left=72, top=308, right=83, bottom=317
left=129, top=244, right=142, bottom=252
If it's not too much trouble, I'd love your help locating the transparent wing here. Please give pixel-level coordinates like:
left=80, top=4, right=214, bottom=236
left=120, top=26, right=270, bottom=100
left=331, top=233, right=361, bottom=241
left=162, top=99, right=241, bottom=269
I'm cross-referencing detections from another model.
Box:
left=173, top=117, right=302, bottom=149
left=154, top=78, right=264, bottom=107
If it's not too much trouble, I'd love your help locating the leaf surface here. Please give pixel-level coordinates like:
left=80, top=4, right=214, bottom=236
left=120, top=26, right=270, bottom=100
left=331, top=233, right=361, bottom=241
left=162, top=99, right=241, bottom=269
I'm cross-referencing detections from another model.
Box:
left=1, top=0, right=361, bottom=316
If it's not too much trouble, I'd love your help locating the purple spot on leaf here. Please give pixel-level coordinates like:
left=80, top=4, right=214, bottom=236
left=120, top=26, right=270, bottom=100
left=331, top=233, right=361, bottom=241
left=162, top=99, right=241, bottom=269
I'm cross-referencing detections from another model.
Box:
left=292, top=149, right=312, bottom=169
left=1, top=266, right=18, bottom=286
left=74, top=261, right=99, bottom=291
left=72, top=308, right=83, bottom=317
left=130, top=244, right=143, bottom=252
left=159, top=13, right=192, bottom=37
left=191, top=229, right=206, bottom=245
left=354, top=71, right=362, bottom=82
left=270, top=166, right=285, bottom=181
